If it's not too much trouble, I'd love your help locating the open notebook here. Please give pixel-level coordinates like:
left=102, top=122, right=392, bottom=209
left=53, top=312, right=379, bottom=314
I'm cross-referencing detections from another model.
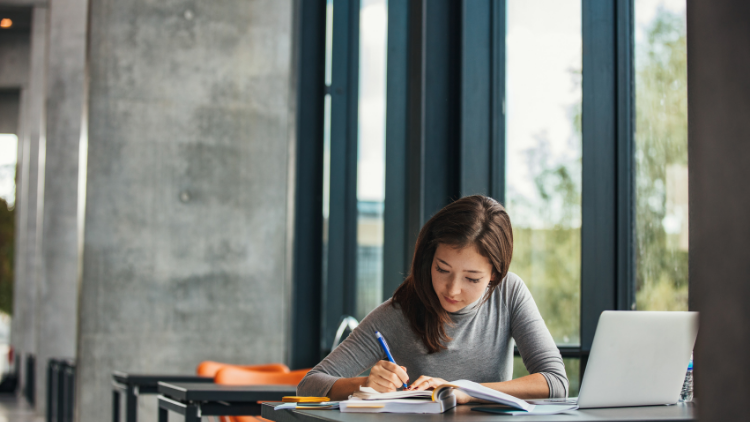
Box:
left=340, top=380, right=577, bottom=414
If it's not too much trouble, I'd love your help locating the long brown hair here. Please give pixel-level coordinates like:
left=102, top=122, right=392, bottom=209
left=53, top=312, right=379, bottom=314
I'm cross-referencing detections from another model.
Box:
left=391, top=195, right=513, bottom=354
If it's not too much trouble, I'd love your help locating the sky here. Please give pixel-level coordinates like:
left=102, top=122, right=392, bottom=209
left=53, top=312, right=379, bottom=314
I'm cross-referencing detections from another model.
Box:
left=504, top=0, right=685, bottom=229
left=636, top=0, right=686, bottom=46
left=505, top=0, right=582, bottom=228
left=357, top=0, right=387, bottom=203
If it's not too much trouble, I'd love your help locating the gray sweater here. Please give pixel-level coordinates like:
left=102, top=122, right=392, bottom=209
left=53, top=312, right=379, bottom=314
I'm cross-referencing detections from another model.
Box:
left=297, top=272, right=568, bottom=398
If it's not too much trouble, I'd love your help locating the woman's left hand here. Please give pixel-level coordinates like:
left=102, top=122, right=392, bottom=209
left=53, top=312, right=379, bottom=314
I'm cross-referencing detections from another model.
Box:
left=408, top=376, right=472, bottom=404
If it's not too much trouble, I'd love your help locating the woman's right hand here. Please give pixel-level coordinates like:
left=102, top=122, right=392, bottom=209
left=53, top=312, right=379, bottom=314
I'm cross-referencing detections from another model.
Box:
left=363, top=361, right=409, bottom=393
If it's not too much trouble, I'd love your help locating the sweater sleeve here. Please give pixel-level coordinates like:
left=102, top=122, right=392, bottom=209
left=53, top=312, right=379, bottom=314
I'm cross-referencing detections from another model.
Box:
left=505, top=274, right=569, bottom=398
left=296, top=302, right=391, bottom=397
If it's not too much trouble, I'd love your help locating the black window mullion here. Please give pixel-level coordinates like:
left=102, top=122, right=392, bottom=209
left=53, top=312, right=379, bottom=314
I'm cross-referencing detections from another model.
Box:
left=581, top=0, right=635, bottom=376
left=491, top=0, right=507, bottom=202
left=616, top=0, right=636, bottom=312
left=581, top=0, right=618, bottom=357
left=422, top=0, right=461, bottom=221
left=290, top=0, right=327, bottom=369
left=460, top=0, right=492, bottom=197
left=405, top=0, right=425, bottom=265
left=384, top=0, right=506, bottom=298
left=459, top=0, right=506, bottom=201
left=324, top=0, right=360, bottom=353
left=382, top=0, right=410, bottom=299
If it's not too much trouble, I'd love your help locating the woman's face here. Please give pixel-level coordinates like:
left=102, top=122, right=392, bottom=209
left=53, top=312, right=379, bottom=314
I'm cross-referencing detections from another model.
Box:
left=431, top=243, right=494, bottom=313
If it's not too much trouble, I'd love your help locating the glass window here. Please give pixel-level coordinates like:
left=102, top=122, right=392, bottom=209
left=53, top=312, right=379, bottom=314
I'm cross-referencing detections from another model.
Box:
left=355, top=0, right=388, bottom=321
left=0, top=134, right=18, bottom=210
left=0, top=133, right=18, bottom=318
left=513, top=356, right=580, bottom=396
left=634, top=0, right=688, bottom=311
left=505, top=0, right=582, bottom=346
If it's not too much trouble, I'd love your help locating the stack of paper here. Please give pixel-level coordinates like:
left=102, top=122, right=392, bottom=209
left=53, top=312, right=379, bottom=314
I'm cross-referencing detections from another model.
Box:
left=341, top=387, right=456, bottom=414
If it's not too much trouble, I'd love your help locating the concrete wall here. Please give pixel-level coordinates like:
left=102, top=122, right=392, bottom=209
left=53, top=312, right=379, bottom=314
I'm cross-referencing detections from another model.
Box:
left=76, top=0, right=295, bottom=421
left=687, top=1, right=750, bottom=421
left=33, top=0, right=87, bottom=412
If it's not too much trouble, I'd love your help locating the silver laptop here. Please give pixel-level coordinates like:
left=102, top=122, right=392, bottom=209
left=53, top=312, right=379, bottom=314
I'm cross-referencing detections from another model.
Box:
left=530, top=311, right=698, bottom=408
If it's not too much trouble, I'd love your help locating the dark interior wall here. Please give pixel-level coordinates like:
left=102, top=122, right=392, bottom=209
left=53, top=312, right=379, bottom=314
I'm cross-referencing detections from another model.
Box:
left=0, top=31, right=31, bottom=87
left=0, top=89, right=20, bottom=133
left=0, top=6, right=31, bottom=134
left=687, top=1, right=750, bottom=421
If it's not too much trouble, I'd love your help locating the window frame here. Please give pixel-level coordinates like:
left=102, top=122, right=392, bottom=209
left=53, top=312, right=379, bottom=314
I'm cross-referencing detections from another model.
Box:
left=291, top=0, right=640, bottom=380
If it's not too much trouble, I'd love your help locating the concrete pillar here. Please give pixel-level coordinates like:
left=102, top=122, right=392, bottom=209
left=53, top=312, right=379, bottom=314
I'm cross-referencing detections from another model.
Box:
left=34, top=0, right=88, bottom=413
left=10, top=86, right=26, bottom=364
left=5, top=5, right=44, bottom=402
left=76, top=1, right=295, bottom=421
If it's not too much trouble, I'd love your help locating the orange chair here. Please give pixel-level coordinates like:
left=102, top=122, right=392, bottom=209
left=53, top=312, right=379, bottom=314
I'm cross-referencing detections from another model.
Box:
left=214, top=366, right=311, bottom=422
left=196, top=361, right=290, bottom=378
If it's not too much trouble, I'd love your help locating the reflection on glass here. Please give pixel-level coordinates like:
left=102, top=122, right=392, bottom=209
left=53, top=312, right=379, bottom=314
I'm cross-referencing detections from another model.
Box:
left=355, top=0, right=387, bottom=322
left=321, top=0, right=334, bottom=304
left=634, top=0, right=688, bottom=311
left=0, top=134, right=18, bottom=209
left=513, top=356, right=580, bottom=396
left=0, top=134, right=16, bottom=319
left=505, top=0, right=582, bottom=346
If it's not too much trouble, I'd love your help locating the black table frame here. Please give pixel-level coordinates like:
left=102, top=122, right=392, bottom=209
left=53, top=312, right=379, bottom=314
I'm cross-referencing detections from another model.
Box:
left=157, top=382, right=298, bottom=422
left=111, top=372, right=213, bottom=422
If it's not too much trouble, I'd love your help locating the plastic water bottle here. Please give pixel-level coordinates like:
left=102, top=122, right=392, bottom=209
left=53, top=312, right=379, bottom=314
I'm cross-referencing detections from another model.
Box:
left=679, top=355, right=693, bottom=402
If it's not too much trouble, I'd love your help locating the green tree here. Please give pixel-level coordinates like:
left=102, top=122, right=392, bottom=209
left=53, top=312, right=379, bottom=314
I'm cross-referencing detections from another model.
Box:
left=508, top=68, right=583, bottom=346
left=634, top=8, right=689, bottom=311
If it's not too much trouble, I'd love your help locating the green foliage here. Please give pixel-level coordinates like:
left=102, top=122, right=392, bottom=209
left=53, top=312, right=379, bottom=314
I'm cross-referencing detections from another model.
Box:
left=508, top=83, right=582, bottom=346
left=508, top=4, right=688, bottom=390
left=512, top=227, right=580, bottom=344
left=513, top=356, right=580, bottom=396
left=0, top=198, right=13, bottom=315
left=634, top=8, right=689, bottom=311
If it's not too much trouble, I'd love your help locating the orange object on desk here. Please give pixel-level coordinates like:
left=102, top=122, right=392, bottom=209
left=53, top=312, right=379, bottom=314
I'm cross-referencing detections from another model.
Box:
left=214, top=366, right=312, bottom=422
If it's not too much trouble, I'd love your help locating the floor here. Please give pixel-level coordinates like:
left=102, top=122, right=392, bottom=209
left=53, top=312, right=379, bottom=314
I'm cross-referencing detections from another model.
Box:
left=0, top=394, right=44, bottom=422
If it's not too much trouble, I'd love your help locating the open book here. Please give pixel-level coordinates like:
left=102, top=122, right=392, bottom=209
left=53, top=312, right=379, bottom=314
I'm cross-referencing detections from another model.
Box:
left=340, top=380, right=577, bottom=414
left=340, top=385, right=457, bottom=414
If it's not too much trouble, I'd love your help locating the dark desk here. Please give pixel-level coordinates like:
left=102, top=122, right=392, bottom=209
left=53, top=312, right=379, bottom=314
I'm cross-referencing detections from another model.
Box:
left=111, top=372, right=212, bottom=422
left=158, top=382, right=298, bottom=422
left=262, top=402, right=695, bottom=422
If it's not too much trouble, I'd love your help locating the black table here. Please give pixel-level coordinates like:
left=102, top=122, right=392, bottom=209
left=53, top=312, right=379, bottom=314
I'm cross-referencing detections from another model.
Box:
left=157, top=382, right=298, bottom=422
left=262, top=401, right=695, bottom=422
left=111, top=372, right=212, bottom=422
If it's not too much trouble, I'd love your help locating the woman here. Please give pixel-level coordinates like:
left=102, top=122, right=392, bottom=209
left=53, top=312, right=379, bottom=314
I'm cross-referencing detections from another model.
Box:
left=297, top=195, right=568, bottom=402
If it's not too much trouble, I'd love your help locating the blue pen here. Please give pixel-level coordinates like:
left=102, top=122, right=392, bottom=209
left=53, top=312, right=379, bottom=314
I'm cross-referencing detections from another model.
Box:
left=375, top=331, right=408, bottom=389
